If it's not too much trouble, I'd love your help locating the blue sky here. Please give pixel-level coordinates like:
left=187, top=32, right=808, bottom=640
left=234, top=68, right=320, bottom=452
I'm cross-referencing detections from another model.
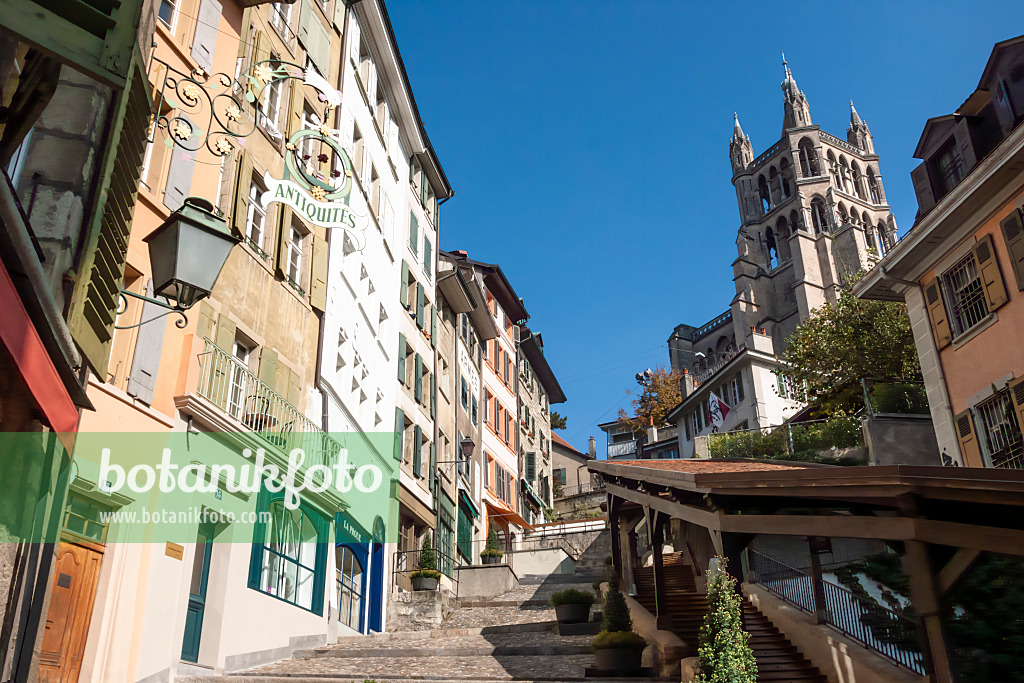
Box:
left=388, top=1, right=1020, bottom=456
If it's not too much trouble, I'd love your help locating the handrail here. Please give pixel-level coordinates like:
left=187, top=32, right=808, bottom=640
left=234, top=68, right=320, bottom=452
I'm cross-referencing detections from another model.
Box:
left=748, top=550, right=925, bottom=674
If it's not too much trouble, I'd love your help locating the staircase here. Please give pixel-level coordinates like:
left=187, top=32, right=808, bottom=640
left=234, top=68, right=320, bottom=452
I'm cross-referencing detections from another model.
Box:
left=634, top=554, right=827, bottom=682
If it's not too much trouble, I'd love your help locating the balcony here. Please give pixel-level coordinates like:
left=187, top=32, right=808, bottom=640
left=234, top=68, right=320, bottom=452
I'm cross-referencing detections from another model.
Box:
left=607, top=440, right=637, bottom=458
left=180, top=339, right=341, bottom=472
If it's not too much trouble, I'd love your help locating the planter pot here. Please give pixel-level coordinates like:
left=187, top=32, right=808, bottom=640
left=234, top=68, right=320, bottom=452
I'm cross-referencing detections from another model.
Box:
left=554, top=603, right=591, bottom=624
left=594, top=646, right=643, bottom=673
left=481, top=555, right=502, bottom=565
left=411, top=577, right=439, bottom=591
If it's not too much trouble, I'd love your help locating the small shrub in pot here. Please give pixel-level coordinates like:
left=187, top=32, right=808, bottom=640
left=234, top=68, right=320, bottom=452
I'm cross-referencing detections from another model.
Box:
left=410, top=536, right=441, bottom=591
left=480, top=527, right=504, bottom=564
left=592, top=580, right=645, bottom=672
left=551, top=588, right=594, bottom=624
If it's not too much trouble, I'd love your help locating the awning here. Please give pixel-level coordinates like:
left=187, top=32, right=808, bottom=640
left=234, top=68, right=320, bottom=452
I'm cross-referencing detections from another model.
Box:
left=458, top=486, right=480, bottom=518
left=484, top=499, right=534, bottom=531
left=398, top=482, right=435, bottom=527
left=521, top=478, right=544, bottom=509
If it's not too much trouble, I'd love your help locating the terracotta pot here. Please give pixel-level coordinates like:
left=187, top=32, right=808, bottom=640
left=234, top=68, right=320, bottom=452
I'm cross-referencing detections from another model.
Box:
left=554, top=603, right=591, bottom=624
left=411, top=577, right=439, bottom=591
left=594, top=646, right=643, bottom=673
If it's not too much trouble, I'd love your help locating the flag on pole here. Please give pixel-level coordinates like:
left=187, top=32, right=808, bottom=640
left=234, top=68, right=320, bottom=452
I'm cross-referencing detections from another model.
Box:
left=707, top=392, right=731, bottom=428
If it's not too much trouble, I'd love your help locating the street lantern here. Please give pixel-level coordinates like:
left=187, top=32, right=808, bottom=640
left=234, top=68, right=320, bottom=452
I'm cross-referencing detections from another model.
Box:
left=144, top=197, right=239, bottom=308
left=116, top=197, right=240, bottom=329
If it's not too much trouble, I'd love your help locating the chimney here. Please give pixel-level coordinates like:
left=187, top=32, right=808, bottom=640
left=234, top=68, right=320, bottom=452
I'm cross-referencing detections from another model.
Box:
left=451, top=250, right=468, bottom=258
left=646, top=416, right=658, bottom=445
left=588, top=436, right=597, bottom=458
left=682, top=367, right=694, bottom=398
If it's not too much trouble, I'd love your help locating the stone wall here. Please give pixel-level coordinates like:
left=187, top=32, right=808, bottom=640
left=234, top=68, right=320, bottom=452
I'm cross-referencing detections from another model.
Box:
left=862, top=415, right=940, bottom=466
left=455, top=564, right=517, bottom=599
left=385, top=590, right=459, bottom=632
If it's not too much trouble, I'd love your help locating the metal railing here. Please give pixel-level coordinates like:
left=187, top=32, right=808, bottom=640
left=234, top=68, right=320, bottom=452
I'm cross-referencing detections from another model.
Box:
left=862, top=380, right=930, bottom=417
left=748, top=550, right=925, bottom=674
left=607, top=440, right=637, bottom=457
left=819, top=130, right=863, bottom=156
left=195, top=339, right=341, bottom=471
left=693, top=346, right=744, bottom=386
left=557, top=480, right=606, bottom=498
left=393, top=547, right=460, bottom=596
left=699, top=415, right=863, bottom=461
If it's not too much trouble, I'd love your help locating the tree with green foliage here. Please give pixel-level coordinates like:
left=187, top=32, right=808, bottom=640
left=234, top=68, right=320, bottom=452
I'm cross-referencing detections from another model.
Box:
left=592, top=577, right=647, bottom=650
left=411, top=534, right=440, bottom=580
left=617, top=366, right=682, bottom=437
left=481, top=526, right=503, bottom=559
left=550, top=411, right=568, bottom=430
left=782, top=273, right=920, bottom=412
left=694, top=558, right=757, bottom=683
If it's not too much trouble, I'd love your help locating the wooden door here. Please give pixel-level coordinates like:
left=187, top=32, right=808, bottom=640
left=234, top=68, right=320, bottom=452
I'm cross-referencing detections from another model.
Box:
left=38, top=542, right=103, bottom=683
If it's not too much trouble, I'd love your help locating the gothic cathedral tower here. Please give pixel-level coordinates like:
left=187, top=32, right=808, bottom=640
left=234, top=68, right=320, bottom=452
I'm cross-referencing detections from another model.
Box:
left=728, top=57, right=897, bottom=355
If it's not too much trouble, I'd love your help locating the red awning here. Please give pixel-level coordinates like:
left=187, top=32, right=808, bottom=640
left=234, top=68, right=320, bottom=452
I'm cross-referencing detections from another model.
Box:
left=0, top=260, right=78, bottom=452
left=484, top=499, right=534, bottom=531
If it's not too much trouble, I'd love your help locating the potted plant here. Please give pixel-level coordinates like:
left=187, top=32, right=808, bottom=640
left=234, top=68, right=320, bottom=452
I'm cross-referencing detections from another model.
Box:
left=410, top=535, right=441, bottom=591
left=551, top=588, right=595, bottom=624
left=480, top=526, right=504, bottom=565
left=591, top=580, right=646, bottom=673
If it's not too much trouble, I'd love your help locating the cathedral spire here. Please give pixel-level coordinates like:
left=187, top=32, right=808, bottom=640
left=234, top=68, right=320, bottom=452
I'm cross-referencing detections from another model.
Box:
left=780, top=55, right=812, bottom=133
left=847, top=99, right=874, bottom=153
left=849, top=100, right=863, bottom=127
left=733, top=112, right=744, bottom=140
left=730, top=112, right=753, bottom=173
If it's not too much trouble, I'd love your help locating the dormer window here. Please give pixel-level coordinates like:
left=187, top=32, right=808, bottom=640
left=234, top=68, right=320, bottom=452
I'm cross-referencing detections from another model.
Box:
left=933, top=140, right=964, bottom=197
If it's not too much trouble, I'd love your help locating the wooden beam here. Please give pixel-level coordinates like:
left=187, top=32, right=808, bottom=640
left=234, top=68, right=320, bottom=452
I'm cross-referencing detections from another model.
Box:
left=902, top=541, right=955, bottom=683
left=606, top=483, right=721, bottom=530
left=936, top=548, right=981, bottom=596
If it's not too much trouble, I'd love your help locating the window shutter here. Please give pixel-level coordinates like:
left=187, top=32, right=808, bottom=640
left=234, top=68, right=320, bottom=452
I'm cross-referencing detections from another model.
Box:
left=999, top=209, right=1024, bottom=291
left=400, top=260, right=409, bottom=308
left=910, top=164, right=936, bottom=215
left=347, top=13, right=360, bottom=63
left=430, top=305, right=437, bottom=349
left=215, top=313, right=236, bottom=352
left=973, top=233, right=1008, bottom=311
left=339, top=110, right=354, bottom=154
left=922, top=276, right=952, bottom=349
left=276, top=206, right=292, bottom=278
left=470, top=394, right=476, bottom=424
left=428, top=442, right=436, bottom=491
left=231, top=150, right=253, bottom=237
left=163, top=142, right=196, bottom=211
left=297, top=0, right=313, bottom=51
left=126, top=280, right=167, bottom=405
left=394, top=408, right=404, bottom=461
left=397, top=333, right=406, bottom=384
left=413, top=425, right=422, bottom=476
left=196, top=301, right=216, bottom=342
left=424, top=237, right=432, bottom=277
left=409, top=212, right=418, bottom=254
left=954, top=409, right=981, bottom=467
left=526, top=452, right=536, bottom=481
left=258, top=347, right=278, bottom=391
left=416, top=282, right=425, bottom=326
left=285, top=80, right=302, bottom=139
left=1011, top=378, right=1024, bottom=445
left=414, top=354, right=423, bottom=402
left=191, top=0, right=222, bottom=71
left=288, top=368, right=301, bottom=406
left=248, top=31, right=271, bottom=101
left=310, top=234, right=328, bottom=310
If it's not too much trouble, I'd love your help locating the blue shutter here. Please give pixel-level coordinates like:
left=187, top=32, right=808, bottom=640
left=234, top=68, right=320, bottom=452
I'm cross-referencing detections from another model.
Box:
left=126, top=280, right=167, bottom=405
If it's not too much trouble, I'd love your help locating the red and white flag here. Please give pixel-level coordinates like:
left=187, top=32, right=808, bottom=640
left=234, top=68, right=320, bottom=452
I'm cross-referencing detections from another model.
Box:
left=707, top=392, right=731, bottom=428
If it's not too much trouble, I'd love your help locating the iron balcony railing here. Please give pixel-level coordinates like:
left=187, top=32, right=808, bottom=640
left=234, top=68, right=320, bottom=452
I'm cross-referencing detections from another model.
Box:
left=607, top=440, right=637, bottom=457
left=195, top=339, right=341, bottom=471
left=557, top=480, right=606, bottom=498
left=748, top=550, right=925, bottom=674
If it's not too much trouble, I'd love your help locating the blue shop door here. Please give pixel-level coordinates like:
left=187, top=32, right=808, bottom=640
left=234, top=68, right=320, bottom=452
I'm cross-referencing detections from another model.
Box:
left=368, top=518, right=385, bottom=631
left=181, top=523, right=215, bottom=662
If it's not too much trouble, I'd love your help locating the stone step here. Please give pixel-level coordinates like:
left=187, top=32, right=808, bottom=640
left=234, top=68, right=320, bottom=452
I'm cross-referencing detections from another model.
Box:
left=458, top=598, right=551, bottom=608
left=336, top=621, right=556, bottom=644
left=181, top=677, right=649, bottom=683
left=298, top=644, right=593, bottom=658
left=516, top=573, right=603, bottom=585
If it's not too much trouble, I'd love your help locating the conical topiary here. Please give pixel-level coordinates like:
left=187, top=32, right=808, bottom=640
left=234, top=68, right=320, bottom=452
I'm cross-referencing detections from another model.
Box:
left=602, top=580, right=633, bottom=633
left=419, top=534, right=436, bottom=571
left=693, top=557, right=757, bottom=683
left=481, top=526, right=503, bottom=558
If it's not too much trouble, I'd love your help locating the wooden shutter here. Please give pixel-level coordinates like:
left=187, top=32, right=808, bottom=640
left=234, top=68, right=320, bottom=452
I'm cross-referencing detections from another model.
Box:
left=526, top=452, right=536, bottom=481
left=333, top=0, right=346, bottom=30
left=297, top=0, right=313, bottom=49
left=126, top=280, right=167, bottom=405
left=413, top=425, right=422, bottom=475
left=231, top=150, right=253, bottom=237
left=311, top=14, right=331, bottom=75
left=922, top=276, right=952, bottom=349
left=999, top=208, right=1024, bottom=291
left=285, top=79, right=302, bottom=139
left=287, top=368, right=301, bottom=406
left=1011, top=378, right=1024, bottom=444
left=400, top=261, right=409, bottom=308
left=258, top=347, right=278, bottom=390
left=394, top=408, right=404, bottom=461
left=428, top=442, right=436, bottom=491
left=414, top=353, right=423, bottom=402
left=309, top=234, right=328, bottom=310
left=409, top=212, right=418, bottom=253
left=430, top=305, right=437, bottom=349
left=416, top=283, right=425, bottom=326
left=196, top=301, right=216, bottom=342
left=248, top=31, right=270, bottom=100
left=973, top=233, right=1008, bottom=311
left=954, top=409, right=982, bottom=467
left=397, top=333, right=406, bottom=384
left=66, top=53, right=151, bottom=376
left=214, top=314, right=236, bottom=351
left=191, top=0, right=222, bottom=71
left=347, top=12, right=360, bottom=62
left=424, top=237, right=432, bottom=277
left=276, top=206, right=292, bottom=278
left=430, top=373, right=436, bottom=418
left=910, top=164, right=936, bottom=215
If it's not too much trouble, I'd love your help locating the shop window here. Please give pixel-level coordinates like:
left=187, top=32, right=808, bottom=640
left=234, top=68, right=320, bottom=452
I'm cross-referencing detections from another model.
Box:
left=249, top=494, right=327, bottom=614
left=336, top=546, right=364, bottom=630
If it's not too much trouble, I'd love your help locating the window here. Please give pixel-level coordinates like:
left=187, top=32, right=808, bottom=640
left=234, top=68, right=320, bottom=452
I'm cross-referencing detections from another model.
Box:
left=288, top=226, right=305, bottom=285
left=258, top=65, right=283, bottom=135
left=228, top=338, right=253, bottom=419
left=933, top=141, right=964, bottom=197
left=270, top=2, right=293, bottom=39
left=336, top=546, right=363, bottom=630
left=158, top=0, right=178, bottom=30
left=975, top=391, right=1023, bottom=469
left=251, top=497, right=326, bottom=613
left=471, top=394, right=478, bottom=425
left=61, top=493, right=109, bottom=543
left=941, top=253, right=989, bottom=337
left=424, top=237, right=432, bottom=278
left=246, top=177, right=267, bottom=254
left=461, top=378, right=468, bottom=409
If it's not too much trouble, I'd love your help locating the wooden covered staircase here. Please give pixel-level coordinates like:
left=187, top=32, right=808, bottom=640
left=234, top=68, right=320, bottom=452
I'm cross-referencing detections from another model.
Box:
left=634, top=553, right=827, bottom=682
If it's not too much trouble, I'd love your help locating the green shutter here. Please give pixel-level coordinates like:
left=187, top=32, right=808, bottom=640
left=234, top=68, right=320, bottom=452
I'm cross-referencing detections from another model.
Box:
left=65, top=51, right=151, bottom=376
left=526, top=452, right=536, bottom=481
left=196, top=302, right=216, bottom=342
left=430, top=304, right=437, bottom=349
left=397, top=333, right=406, bottom=384
left=400, top=260, right=409, bottom=308
left=416, top=282, right=425, bottom=325
left=430, top=373, right=436, bottom=418
left=413, top=425, right=422, bottom=475
left=215, top=314, right=236, bottom=352
left=230, top=150, right=253, bottom=237
left=424, top=237, right=432, bottom=276
left=409, top=211, right=418, bottom=254
left=414, top=354, right=423, bottom=402
left=394, top=408, right=404, bottom=461
left=428, top=442, right=436, bottom=492
left=310, top=235, right=328, bottom=311
left=258, top=348, right=278, bottom=390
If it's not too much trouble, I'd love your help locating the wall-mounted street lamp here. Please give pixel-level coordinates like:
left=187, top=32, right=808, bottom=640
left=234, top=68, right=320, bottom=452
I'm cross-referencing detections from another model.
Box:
left=116, top=197, right=240, bottom=329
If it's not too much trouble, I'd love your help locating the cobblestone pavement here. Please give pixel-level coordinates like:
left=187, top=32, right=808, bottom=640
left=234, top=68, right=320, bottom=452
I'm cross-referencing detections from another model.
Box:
left=246, top=654, right=594, bottom=680
left=440, top=605, right=554, bottom=630
left=323, top=630, right=593, bottom=652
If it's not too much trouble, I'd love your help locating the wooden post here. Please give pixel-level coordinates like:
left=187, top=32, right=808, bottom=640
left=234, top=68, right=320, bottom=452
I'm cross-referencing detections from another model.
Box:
left=609, top=494, right=622, bottom=582
left=902, top=540, right=954, bottom=683
left=721, top=533, right=751, bottom=596
left=651, top=511, right=667, bottom=627
left=807, top=538, right=828, bottom=625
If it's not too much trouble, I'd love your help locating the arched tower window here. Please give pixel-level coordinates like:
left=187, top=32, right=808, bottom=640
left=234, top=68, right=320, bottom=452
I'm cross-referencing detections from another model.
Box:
left=758, top=175, right=771, bottom=213
left=877, top=220, right=889, bottom=255
left=798, top=138, right=819, bottom=177
left=779, top=157, right=792, bottom=199
left=775, top=216, right=791, bottom=263
left=839, top=157, right=853, bottom=194
left=811, top=197, right=828, bottom=234
left=769, top=166, right=781, bottom=206
left=828, top=151, right=841, bottom=188
left=765, top=227, right=778, bottom=269
left=851, top=162, right=866, bottom=200
left=867, top=168, right=880, bottom=204
left=837, top=203, right=848, bottom=225
left=865, top=224, right=875, bottom=251
left=789, top=209, right=801, bottom=233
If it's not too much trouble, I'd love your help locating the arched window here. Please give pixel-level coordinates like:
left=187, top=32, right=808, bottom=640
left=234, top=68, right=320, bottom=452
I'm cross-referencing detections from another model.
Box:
left=877, top=221, right=889, bottom=255
left=837, top=203, right=848, bottom=225
left=765, top=227, right=778, bottom=269
left=769, top=166, right=781, bottom=205
left=775, top=217, right=791, bottom=263
left=867, top=168, right=880, bottom=204
left=839, top=157, right=853, bottom=194
left=798, top=138, right=819, bottom=177
left=828, top=152, right=841, bottom=188
left=790, top=209, right=801, bottom=233
left=851, top=162, right=865, bottom=200
left=337, top=545, right=365, bottom=631
left=811, top=197, right=828, bottom=234
left=779, top=158, right=792, bottom=198
left=865, top=225, right=875, bottom=251
left=758, top=175, right=771, bottom=213
left=251, top=498, right=326, bottom=613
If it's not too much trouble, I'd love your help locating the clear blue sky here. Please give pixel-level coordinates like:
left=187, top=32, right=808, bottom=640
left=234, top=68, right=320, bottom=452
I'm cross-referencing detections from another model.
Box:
left=388, top=1, right=1020, bottom=456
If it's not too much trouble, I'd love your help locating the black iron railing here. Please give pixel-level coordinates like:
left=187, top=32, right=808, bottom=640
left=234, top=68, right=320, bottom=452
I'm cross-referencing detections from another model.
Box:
left=558, top=480, right=606, bottom=498
left=748, top=550, right=925, bottom=675
left=392, top=547, right=459, bottom=594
